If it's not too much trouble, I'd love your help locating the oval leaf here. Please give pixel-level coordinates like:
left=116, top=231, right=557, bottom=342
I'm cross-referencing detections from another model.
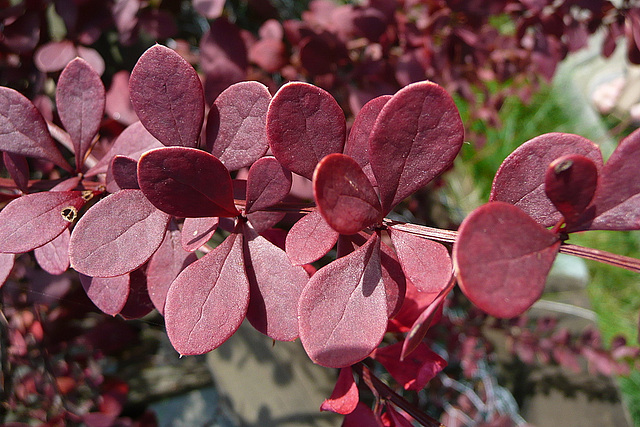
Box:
left=129, top=45, right=204, bottom=147
left=110, top=156, right=140, bottom=190
left=313, top=153, right=382, bottom=234
left=56, top=57, right=105, bottom=170
left=181, top=217, right=219, bottom=251
left=320, top=368, right=359, bottom=415
left=69, top=189, right=171, bottom=277
left=454, top=202, right=561, bottom=318
left=369, top=81, right=464, bottom=213
left=207, top=81, right=271, bottom=171
left=34, top=229, right=70, bottom=275
left=0, top=253, right=15, bottom=287
left=138, top=147, right=239, bottom=217
left=245, top=157, right=292, bottom=213
left=267, top=82, right=346, bottom=179
left=298, top=232, right=387, bottom=368
left=80, top=273, right=130, bottom=316
left=164, top=232, right=250, bottom=355
left=285, top=210, right=339, bottom=265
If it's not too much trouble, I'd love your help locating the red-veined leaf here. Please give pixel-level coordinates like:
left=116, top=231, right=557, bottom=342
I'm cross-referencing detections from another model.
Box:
left=56, top=57, right=105, bottom=170
left=34, top=229, right=70, bottom=275
left=245, top=157, right=292, bottom=213
left=320, top=367, right=359, bottom=415
left=242, top=222, right=308, bottom=341
left=490, top=133, right=603, bottom=227
left=285, top=210, right=339, bottom=265
left=0, top=191, right=89, bottom=253
left=454, top=202, right=561, bottom=318
left=207, top=81, right=271, bottom=171
left=0, top=87, right=71, bottom=171
left=69, top=189, right=171, bottom=277
left=372, top=342, right=446, bottom=391
left=0, top=253, right=15, bottom=287
left=298, top=232, right=387, bottom=368
left=129, top=45, right=204, bottom=147
left=313, top=153, right=382, bottom=234
left=164, top=232, right=250, bottom=355
left=80, top=273, right=130, bottom=316
left=369, top=81, right=464, bottom=213
left=181, top=217, right=219, bottom=252
left=267, top=82, right=346, bottom=179
left=137, top=147, right=239, bottom=217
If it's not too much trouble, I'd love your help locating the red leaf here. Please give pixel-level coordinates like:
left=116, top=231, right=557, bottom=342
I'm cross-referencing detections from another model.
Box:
left=267, top=82, right=346, bottom=179
left=242, top=222, right=308, bottom=341
left=454, top=202, right=561, bottom=318
left=490, top=133, right=603, bottom=227
left=0, top=253, right=15, bottom=287
left=129, top=45, right=204, bottom=148
left=137, top=147, right=239, bottom=217
left=110, top=156, right=140, bottom=190
left=164, top=232, right=250, bottom=355
left=298, top=232, right=387, bottom=368
left=119, top=267, right=155, bottom=319
left=181, top=217, right=219, bottom=252
left=372, top=342, right=446, bottom=391
left=34, top=40, right=76, bottom=73
left=56, top=57, right=105, bottom=170
left=388, top=279, right=440, bottom=334
left=381, top=404, right=414, bottom=427
left=0, top=191, right=89, bottom=253
left=314, top=153, right=382, bottom=234
left=245, top=157, right=292, bottom=213
left=34, top=229, right=70, bottom=275
left=285, top=210, right=339, bottom=265
left=0, top=87, right=70, bottom=171
left=80, top=273, right=130, bottom=316
left=69, top=189, right=171, bottom=277
left=193, top=0, right=226, bottom=19
left=400, top=288, right=447, bottom=361
left=207, top=81, right=271, bottom=171
left=369, top=81, right=464, bottom=213
left=320, top=367, right=359, bottom=414
left=246, top=210, right=286, bottom=233
left=342, top=402, right=384, bottom=427
left=3, top=152, right=29, bottom=192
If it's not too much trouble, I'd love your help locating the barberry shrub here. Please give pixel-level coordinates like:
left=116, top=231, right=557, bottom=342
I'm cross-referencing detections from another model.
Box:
left=1, top=45, right=639, bottom=425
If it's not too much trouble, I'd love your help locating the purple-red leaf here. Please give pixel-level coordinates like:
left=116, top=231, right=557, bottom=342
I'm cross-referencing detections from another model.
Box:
left=246, top=210, right=286, bottom=233
left=454, top=202, right=561, bottom=318
left=389, top=229, right=452, bottom=294
left=3, top=152, right=29, bottom=192
left=369, top=81, right=464, bottom=213
left=0, top=253, right=15, bottom=287
left=34, top=229, right=70, bottom=275
left=544, top=154, right=598, bottom=226
left=0, top=87, right=70, bottom=171
left=0, top=191, right=89, bottom=253
left=164, top=232, right=250, bottom=355
left=298, top=232, right=387, bottom=368
left=242, top=222, right=308, bottom=341
left=490, top=133, right=603, bottom=227
left=207, top=81, right=271, bottom=171
left=285, top=210, right=339, bottom=265
left=118, top=268, right=155, bottom=320
left=245, top=157, right=292, bottom=213
left=69, top=189, right=171, bottom=277
left=181, top=217, right=219, bottom=252
left=193, top=0, right=226, bottom=19
left=137, top=147, right=239, bottom=218
left=320, top=367, right=358, bottom=414
left=110, top=156, right=140, bottom=190
left=343, top=402, right=384, bottom=427
left=372, top=342, right=447, bottom=391
left=56, top=57, right=105, bottom=170
left=129, top=45, right=204, bottom=148
left=313, top=153, right=382, bottom=234
left=80, top=273, right=130, bottom=316
left=267, top=82, right=346, bottom=179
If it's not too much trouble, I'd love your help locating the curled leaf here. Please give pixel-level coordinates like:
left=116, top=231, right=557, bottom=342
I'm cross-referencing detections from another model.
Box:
left=320, top=368, right=358, bottom=415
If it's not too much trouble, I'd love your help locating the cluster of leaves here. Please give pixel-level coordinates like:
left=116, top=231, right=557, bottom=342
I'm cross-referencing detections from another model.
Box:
left=1, top=41, right=640, bottom=425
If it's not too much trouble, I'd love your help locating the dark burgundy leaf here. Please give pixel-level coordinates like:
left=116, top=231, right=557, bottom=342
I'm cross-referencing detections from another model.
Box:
left=119, top=267, right=155, bottom=319
left=544, top=154, right=598, bottom=226
left=129, top=45, right=204, bottom=148
left=0, top=87, right=71, bottom=171
left=381, top=404, right=414, bottom=427
left=0, top=191, right=90, bottom=253
left=242, top=222, right=308, bottom=341
left=369, top=81, right=464, bottom=213
left=313, top=153, right=382, bottom=234
left=454, top=202, right=561, bottom=318
left=320, top=367, right=358, bottom=414
left=56, top=57, right=105, bottom=170
left=0, top=253, right=15, bottom=287
left=34, top=229, right=70, bottom=275
left=147, top=224, right=197, bottom=315
left=490, top=133, right=603, bottom=227
left=164, top=232, right=250, bottom=355
left=246, top=210, right=286, bottom=233
left=343, top=402, right=384, bottom=427
left=1, top=11, right=39, bottom=53
left=298, top=232, right=387, bottom=368
left=80, top=273, right=130, bottom=316
left=3, top=152, right=29, bottom=192
left=137, top=147, right=239, bottom=218
left=69, top=189, right=171, bottom=277
left=110, top=156, right=140, bottom=190
left=389, top=229, right=452, bottom=294
left=285, top=210, right=340, bottom=265
left=33, top=40, right=77, bottom=73
left=245, top=157, right=292, bottom=213
left=372, top=342, right=446, bottom=391
left=267, top=82, right=346, bottom=179
left=181, top=217, right=219, bottom=252
left=207, top=81, right=271, bottom=171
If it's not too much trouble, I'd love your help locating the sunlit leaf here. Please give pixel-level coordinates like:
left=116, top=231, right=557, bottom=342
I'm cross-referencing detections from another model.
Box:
left=320, top=367, right=358, bottom=414
left=181, top=217, right=219, bottom=252
left=285, top=210, right=339, bottom=266
left=372, top=342, right=446, bottom=391
left=80, top=273, right=130, bottom=316
left=245, top=157, right=292, bottom=213
left=0, top=253, right=15, bottom=287
left=34, top=229, right=70, bottom=275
